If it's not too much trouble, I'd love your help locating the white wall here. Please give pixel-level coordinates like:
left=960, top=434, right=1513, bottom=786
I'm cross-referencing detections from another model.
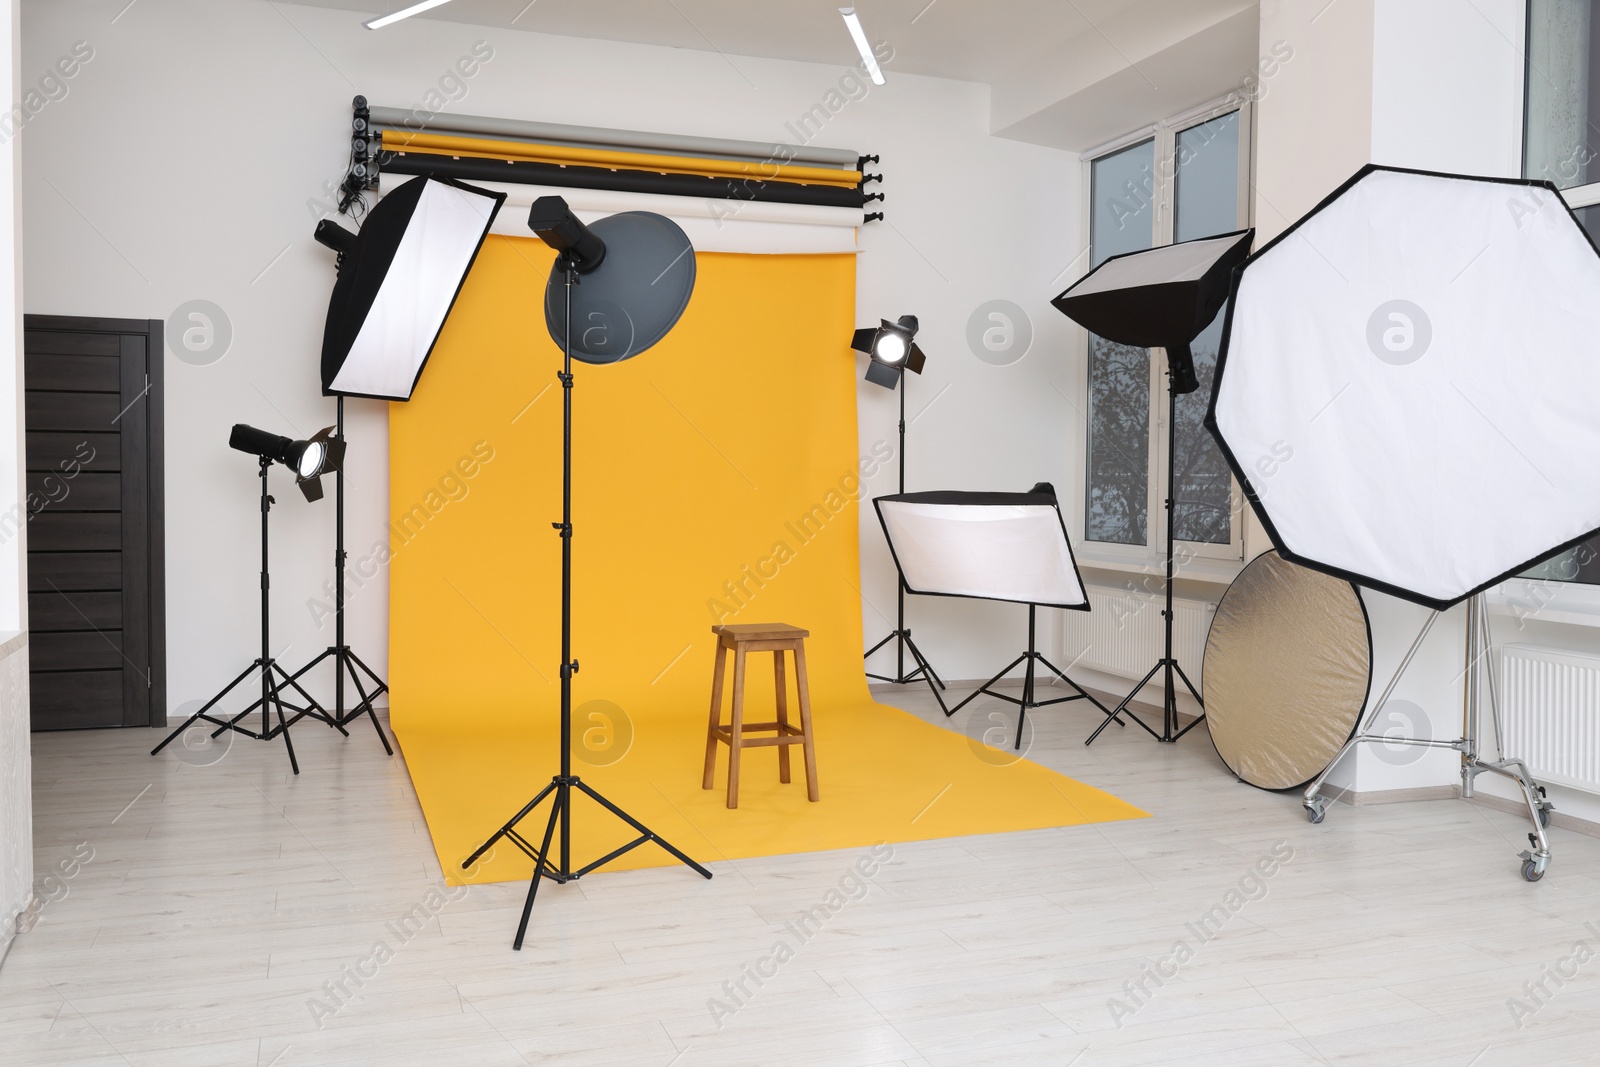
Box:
left=0, top=0, right=30, bottom=967
left=19, top=1, right=1081, bottom=712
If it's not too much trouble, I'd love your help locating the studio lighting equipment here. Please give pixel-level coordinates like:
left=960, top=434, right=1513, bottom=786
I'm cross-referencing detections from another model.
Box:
left=874, top=483, right=1111, bottom=749
left=308, top=175, right=507, bottom=753
left=463, top=195, right=709, bottom=949
left=152, top=426, right=347, bottom=774
left=1207, top=165, right=1597, bottom=878
left=849, top=315, right=946, bottom=705
left=1054, top=229, right=1254, bottom=747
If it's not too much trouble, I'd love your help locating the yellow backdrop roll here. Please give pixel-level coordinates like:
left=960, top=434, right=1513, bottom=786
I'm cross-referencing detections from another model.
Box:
left=390, top=237, right=1143, bottom=886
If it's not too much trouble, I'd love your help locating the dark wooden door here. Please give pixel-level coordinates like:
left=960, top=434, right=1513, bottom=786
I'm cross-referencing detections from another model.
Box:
left=24, top=316, right=165, bottom=730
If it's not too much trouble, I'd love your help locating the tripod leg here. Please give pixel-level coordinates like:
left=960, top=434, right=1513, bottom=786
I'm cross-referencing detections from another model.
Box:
left=152, top=661, right=260, bottom=754
left=268, top=670, right=300, bottom=776
left=513, top=787, right=565, bottom=951
left=345, top=657, right=393, bottom=755
left=950, top=654, right=1028, bottom=715
left=1086, top=661, right=1163, bottom=745
left=463, top=779, right=558, bottom=870
left=864, top=630, right=897, bottom=659
left=1036, top=655, right=1117, bottom=720
left=574, top=779, right=713, bottom=879
left=1169, top=660, right=1208, bottom=740
left=900, top=635, right=951, bottom=716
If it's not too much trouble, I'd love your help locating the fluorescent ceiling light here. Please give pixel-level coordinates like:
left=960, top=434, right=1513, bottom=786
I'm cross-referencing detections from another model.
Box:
left=365, top=0, right=455, bottom=29
left=839, top=7, right=885, bottom=85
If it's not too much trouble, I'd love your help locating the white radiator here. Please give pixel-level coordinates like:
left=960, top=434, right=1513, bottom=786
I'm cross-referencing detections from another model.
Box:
left=1500, top=644, right=1600, bottom=794
left=1060, top=584, right=1216, bottom=687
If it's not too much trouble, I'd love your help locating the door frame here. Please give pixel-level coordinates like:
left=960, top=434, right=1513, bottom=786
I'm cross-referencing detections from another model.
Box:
left=23, top=314, right=166, bottom=727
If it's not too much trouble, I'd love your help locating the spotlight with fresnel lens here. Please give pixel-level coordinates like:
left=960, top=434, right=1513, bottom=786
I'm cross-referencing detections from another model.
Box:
left=150, top=423, right=348, bottom=775
left=853, top=315, right=926, bottom=389
left=227, top=423, right=344, bottom=501
left=849, top=314, right=947, bottom=711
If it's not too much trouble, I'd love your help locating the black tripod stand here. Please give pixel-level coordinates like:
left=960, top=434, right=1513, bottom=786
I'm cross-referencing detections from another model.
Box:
left=863, top=379, right=949, bottom=713
left=152, top=458, right=345, bottom=774
left=952, top=604, right=1112, bottom=749
left=284, top=397, right=392, bottom=755
left=462, top=259, right=711, bottom=950
left=1086, top=369, right=1205, bottom=746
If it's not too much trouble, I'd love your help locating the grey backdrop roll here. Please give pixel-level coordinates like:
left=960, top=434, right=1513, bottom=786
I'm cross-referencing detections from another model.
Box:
left=1202, top=552, right=1372, bottom=791
left=369, top=107, right=861, bottom=168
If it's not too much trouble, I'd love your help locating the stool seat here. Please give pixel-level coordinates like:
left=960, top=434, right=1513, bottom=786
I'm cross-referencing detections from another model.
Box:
left=703, top=622, right=819, bottom=809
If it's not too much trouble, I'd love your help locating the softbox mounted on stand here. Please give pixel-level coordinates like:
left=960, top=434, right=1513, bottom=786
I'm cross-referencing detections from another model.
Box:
left=1053, top=229, right=1254, bottom=745
left=1206, top=165, right=1600, bottom=879
left=307, top=175, right=507, bottom=754
left=874, top=483, right=1112, bottom=749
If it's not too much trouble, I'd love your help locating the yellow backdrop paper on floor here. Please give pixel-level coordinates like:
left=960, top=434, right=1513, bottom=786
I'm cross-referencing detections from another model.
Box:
left=389, top=237, right=1144, bottom=885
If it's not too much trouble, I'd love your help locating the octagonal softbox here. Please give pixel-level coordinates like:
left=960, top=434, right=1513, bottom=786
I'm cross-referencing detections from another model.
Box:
left=1207, top=165, right=1600, bottom=609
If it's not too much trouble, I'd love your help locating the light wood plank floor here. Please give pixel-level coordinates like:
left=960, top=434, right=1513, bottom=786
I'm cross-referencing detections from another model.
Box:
left=4, top=682, right=1600, bottom=1066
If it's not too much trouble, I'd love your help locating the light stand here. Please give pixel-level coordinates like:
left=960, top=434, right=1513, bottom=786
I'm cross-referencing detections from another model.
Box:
left=152, top=457, right=346, bottom=774
left=863, top=382, right=949, bottom=711
left=284, top=396, right=393, bottom=755
left=463, top=254, right=711, bottom=951
left=1085, top=367, right=1203, bottom=746
left=952, top=603, right=1111, bottom=749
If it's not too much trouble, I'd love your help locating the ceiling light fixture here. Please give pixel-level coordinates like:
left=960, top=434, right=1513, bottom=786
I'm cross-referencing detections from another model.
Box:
left=364, top=0, right=455, bottom=30
left=839, top=8, right=886, bottom=85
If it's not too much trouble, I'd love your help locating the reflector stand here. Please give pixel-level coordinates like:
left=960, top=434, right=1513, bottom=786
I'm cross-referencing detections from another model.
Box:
left=1298, top=593, right=1553, bottom=881
left=463, top=198, right=709, bottom=950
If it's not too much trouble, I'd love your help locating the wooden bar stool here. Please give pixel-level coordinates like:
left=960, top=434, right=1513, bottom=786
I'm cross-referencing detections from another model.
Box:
left=702, top=623, right=819, bottom=809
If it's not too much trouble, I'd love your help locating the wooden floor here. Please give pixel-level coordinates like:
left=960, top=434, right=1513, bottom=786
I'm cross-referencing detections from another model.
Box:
left=5, top=683, right=1600, bottom=1066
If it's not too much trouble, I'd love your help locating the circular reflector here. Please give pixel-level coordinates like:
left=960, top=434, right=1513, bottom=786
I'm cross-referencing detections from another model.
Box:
left=543, top=211, right=696, bottom=364
left=1202, top=551, right=1372, bottom=791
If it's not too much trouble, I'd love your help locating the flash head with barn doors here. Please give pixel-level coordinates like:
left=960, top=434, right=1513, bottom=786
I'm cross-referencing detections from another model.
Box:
left=850, top=315, right=926, bottom=389
left=315, top=175, right=505, bottom=401
left=228, top=423, right=343, bottom=502
left=1207, top=165, right=1600, bottom=610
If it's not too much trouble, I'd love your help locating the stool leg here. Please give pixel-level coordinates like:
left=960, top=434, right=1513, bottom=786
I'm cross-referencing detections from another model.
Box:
left=774, top=648, right=792, bottom=785
left=727, top=646, right=747, bottom=809
left=793, top=641, right=820, bottom=802
left=703, top=642, right=727, bottom=790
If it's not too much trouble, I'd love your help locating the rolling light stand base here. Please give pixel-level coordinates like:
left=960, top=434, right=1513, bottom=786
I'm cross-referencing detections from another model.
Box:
left=463, top=775, right=712, bottom=950
left=950, top=605, right=1114, bottom=749
left=288, top=645, right=393, bottom=756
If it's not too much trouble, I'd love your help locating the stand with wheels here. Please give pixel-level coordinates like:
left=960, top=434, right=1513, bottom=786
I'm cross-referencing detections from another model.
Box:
left=1300, top=591, right=1553, bottom=881
left=463, top=258, right=711, bottom=950
left=1086, top=368, right=1204, bottom=747
left=863, top=381, right=949, bottom=713
left=285, top=397, right=393, bottom=756
left=151, top=458, right=345, bottom=775
left=952, top=604, right=1112, bottom=749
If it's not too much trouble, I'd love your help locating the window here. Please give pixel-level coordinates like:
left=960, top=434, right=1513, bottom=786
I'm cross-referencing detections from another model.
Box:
left=1523, top=0, right=1600, bottom=586
left=1082, top=101, right=1252, bottom=565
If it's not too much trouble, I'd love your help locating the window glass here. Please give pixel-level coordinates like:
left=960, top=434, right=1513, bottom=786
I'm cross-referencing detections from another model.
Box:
left=1086, top=139, right=1155, bottom=545
left=1524, top=0, right=1600, bottom=189
left=1171, top=112, right=1240, bottom=544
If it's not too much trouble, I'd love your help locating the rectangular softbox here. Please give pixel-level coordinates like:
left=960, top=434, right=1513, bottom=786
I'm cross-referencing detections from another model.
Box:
left=320, top=176, right=506, bottom=400
left=873, top=484, right=1089, bottom=609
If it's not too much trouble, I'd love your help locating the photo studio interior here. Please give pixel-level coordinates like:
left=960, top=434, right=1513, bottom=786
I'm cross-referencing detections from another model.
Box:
left=5, top=0, right=1600, bottom=1063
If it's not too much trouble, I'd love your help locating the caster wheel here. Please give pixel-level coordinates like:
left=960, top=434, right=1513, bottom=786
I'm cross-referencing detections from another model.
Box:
left=1522, top=859, right=1545, bottom=882
left=1304, top=801, right=1325, bottom=825
left=1539, top=807, right=1552, bottom=828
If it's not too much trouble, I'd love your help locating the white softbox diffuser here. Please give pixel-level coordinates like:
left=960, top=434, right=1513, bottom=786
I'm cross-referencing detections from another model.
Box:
left=874, top=487, right=1089, bottom=609
left=320, top=176, right=506, bottom=401
left=1208, top=165, right=1600, bottom=609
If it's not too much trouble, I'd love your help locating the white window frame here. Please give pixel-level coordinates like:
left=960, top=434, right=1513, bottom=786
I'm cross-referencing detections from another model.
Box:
left=1074, top=95, right=1255, bottom=578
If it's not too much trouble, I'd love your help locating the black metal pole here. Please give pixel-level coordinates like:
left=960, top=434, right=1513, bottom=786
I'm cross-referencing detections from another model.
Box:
left=1164, top=377, right=1178, bottom=738
left=895, top=382, right=906, bottom=683
left=558, top=263, right=575, bottom=879
left=260, top=458, right=272, bottom=740
left=335, top=397, right=346, bottom=723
